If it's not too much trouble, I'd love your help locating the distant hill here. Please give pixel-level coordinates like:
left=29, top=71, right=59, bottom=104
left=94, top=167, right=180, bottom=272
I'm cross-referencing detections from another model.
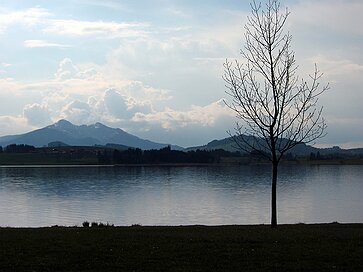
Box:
left=104, top=143, right=130, bottom=150
left=0, top=120, right=182, bottom=150
left=185, top=136, right=307, bottom=153
left=48, top=141, right=70, bottom=147
left=186, top=136, right=361, bottom=156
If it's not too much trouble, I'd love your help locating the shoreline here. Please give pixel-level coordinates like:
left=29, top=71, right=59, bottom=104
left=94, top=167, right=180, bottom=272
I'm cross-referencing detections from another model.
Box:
left=0, top=160, right=363, bottom=167
left=1, top=222, right=362, bottom=229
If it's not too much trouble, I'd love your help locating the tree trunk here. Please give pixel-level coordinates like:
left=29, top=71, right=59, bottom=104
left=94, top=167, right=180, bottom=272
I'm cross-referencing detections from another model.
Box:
left=271, top=160, right=278, bottom=228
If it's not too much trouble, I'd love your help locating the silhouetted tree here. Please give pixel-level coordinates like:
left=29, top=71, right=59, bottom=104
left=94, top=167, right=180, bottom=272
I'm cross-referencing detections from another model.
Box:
left=223, top=0, right=328, bottom=227
left=109, top=146, right=234, bottom=164
left=5, top=144, right=36, bottom=153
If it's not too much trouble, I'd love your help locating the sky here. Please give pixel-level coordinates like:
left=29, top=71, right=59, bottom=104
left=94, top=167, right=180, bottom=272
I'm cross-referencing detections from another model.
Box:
left=0, top=0, right=362, bottom=148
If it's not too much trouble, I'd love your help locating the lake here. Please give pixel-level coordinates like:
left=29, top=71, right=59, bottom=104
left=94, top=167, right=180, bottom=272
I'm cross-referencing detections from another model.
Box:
left=0, top=165, right=362, bottom=227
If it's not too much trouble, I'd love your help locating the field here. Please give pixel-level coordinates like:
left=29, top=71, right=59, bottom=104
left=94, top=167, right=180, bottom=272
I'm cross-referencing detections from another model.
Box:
left=0, top=224, right=362, bottom=271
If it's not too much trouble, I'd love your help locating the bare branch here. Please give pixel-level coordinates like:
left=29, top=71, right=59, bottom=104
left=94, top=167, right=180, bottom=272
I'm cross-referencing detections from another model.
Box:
left=223, top=0, right=327, bottom=162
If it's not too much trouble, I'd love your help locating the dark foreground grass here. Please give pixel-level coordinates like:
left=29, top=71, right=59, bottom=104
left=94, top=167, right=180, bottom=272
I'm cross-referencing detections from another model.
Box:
left=0, top=224, right=362, bottom=271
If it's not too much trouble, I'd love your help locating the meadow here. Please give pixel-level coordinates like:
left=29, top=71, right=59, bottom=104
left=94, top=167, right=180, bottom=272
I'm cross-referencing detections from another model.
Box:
left=0, top=224, right=362, bottom=271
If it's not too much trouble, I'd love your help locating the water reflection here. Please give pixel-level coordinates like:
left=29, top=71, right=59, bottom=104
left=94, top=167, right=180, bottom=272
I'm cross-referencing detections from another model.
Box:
left=0, top=165, right=362, bottom=227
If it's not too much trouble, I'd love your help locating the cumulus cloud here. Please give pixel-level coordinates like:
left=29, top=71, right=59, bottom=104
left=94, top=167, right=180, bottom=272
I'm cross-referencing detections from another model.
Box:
left=0, top=57, right=173, bottom=129
left=57, top=86, right=155, bottom=125
left=23, top=103, right=52, bottom=126
left=55, top=58, right=79, bottom=80
left=60, top=100, right=95, bottom=125
left=121, top=81, right=171, bottom=102
left=0, top=116, right=33, bottom=136
left=132, top=99, right=233, bottom=130
left=0, top=51, right=266, bottom=146
left=103, top=88, right=131, bottom=119
left=23, top=79, right=164, bottom=127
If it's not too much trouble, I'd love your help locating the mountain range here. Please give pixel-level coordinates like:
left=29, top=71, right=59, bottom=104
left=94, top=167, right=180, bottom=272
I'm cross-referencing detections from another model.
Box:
left=0, top=120, right=362, bottom=156
left=0, top=120, right=180, bottom=150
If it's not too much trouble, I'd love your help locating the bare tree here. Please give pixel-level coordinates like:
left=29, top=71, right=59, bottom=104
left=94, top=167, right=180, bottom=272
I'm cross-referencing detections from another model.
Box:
left=223, top=0, right=328, bottom=227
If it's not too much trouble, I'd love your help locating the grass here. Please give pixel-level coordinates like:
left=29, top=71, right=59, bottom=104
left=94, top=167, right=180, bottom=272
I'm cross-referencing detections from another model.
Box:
left=0, top=224, right=362, bottom=271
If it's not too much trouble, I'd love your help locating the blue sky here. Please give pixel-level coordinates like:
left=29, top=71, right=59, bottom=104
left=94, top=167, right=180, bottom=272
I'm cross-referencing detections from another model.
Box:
left=0, top=0, right=362, bottom=148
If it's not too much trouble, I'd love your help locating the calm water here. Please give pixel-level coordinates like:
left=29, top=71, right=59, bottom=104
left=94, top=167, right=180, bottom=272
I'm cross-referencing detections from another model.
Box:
left=0, top=165, right=362, bottom=227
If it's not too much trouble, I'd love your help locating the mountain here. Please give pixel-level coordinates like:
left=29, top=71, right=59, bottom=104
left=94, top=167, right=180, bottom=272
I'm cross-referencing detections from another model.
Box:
left=188, top=136, right=363, bottom=156
left=187, top=136, right=318, bottom=156
left=0, top=120, right=182, bottom=150
left=187, top=137, right=244, bottom=152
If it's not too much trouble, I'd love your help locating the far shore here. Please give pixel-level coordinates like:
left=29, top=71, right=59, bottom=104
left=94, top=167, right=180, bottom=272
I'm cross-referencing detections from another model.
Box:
left=0, top=159, right=363, bottom=167
left=1, top=147, right=363, bottom=166
left=0, top=223, right=362, bottom=271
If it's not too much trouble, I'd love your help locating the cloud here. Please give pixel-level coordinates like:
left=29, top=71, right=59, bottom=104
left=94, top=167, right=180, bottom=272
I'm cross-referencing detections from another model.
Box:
left=0, top=115, right=33, bottom=136
left=0, top=63, right=11, bottom=75
left=107, top=35, right=230, bottom=77
left=0, top=6, right=148, bottom=40
left=24, top=40, right=71, bottom=48
left=68, top=87, right=154, bottom=127
left=60, top=100, right=94, bottom=125
left=77, top=0, right=128, bottom=10
left=101, top=12, right=245, bottom=109
left=55, top=58, right=79, bottom=80
left=121, top=81, right=171, bottom=102
left=0, top=54, right=246, bottom=146
left=65, top=86, right=155, bottom=125
left=299, top=55, right=363, bottom=120
left=291, top=0, right=363, bottom=36
left=0, top=7, right=51, bottom=33
left=307, top=55, right=363, bottom=81
left=102, top=88, right=131, bottom=119
left=23, top=103, right=52, bottom=126
left=163, top=7, right=188, bottom=18
left=318, top=116, right=363, bottom=148
left=40, top=91, right=71, bottom=117
left=6, top=58, right=170, bottom=127
left=44, top=19, right=149, bottom=38
left=132, top=99, right=233, bottom=130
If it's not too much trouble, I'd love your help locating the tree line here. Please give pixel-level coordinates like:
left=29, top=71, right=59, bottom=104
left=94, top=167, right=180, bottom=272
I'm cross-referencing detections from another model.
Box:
left=0, top=144, right=242, bottom=164
left=0, top=144, right=35, bottom=153
left=98, top=146, right=241, bottom=164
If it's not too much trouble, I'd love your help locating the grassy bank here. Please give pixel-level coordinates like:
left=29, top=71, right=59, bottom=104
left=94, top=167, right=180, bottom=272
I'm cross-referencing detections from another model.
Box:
left=0, top=224, right=362, bottom=271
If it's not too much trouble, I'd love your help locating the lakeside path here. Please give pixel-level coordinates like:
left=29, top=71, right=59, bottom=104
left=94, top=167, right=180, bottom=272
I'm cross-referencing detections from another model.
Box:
left=0, top=224, right=362, bottom=271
